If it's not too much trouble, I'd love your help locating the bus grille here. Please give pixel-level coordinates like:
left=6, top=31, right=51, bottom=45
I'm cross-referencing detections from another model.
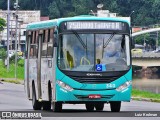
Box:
left=70, top=76, right=119, bottom=84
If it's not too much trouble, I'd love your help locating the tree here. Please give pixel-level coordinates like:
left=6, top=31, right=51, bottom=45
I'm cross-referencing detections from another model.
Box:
left=0, top=18, right=6, bottom=31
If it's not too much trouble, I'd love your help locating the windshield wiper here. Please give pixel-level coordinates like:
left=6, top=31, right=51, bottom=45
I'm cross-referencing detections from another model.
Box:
left=72, top=30, right=86, bottom=49
left=103, top=33, right=115, bottom=48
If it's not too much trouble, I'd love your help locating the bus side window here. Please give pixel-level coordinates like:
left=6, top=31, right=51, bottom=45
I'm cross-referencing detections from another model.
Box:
left=42, top=30, right=47, bottom=57
left=47, top=28, right=54, bottom=57
left=30, top=31, right=37, bottom=58
left=35, top=31, right=39, bottom=58
left=29, top=31, right=33, bottom=58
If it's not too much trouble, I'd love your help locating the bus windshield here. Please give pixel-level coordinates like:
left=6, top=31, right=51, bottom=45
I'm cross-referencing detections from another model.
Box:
left=58, top=33, right=130, bottom=72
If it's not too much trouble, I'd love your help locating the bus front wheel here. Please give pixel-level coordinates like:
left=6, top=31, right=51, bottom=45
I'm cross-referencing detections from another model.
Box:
left=52, top=102, right=62, bottom=112
left=43, top=101, right=51, bottom=110
left=95, top=103, right=104, bottom=111
left=110, top=101, right=121, bottom=112
left=85, top=103, right=94, bottom=111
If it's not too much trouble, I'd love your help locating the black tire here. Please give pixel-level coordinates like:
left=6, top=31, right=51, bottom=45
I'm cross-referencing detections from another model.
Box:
left=32, top=85, right=42, bottom=110
left=95, top=103, right=104, bottom=111
left=110, top=101, right=121, bottom=112
left=52, top=102, right=62, bottom=112
left=43, top=85, right=52, bottom=110
left=43, top=101, right=51, bottom=110
left=85, top=103, right=94, bottom=111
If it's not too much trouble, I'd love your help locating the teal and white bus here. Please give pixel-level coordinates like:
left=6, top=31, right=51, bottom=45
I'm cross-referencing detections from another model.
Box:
left=24, top=15, right=132, bottom=112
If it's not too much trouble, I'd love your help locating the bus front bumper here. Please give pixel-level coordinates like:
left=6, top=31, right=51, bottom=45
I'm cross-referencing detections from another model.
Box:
left=56, top=85, right=131, bottom=102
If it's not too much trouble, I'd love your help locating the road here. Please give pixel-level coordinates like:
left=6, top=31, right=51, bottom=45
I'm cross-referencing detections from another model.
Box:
left=0, top=82, right=160, bottom=119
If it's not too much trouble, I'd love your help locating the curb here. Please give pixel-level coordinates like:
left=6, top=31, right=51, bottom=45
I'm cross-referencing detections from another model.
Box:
left=132, top=97, right=160, bottom=103
left=0, top=78, right=24, bottom=85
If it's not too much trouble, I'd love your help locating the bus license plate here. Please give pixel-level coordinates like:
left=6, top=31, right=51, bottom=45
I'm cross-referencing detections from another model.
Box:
left=88, top=94, right=101, bottom=99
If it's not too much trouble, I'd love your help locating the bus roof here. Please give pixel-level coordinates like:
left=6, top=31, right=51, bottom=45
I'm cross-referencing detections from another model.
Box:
left=26, top=16, right=130, bottom=30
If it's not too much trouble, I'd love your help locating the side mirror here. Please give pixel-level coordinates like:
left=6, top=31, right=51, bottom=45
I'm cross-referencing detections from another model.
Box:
left=53, top=34, right=58, bottom=47
left=131, top=37, right=135, bottom=49
left=53, top=28, right=58, bottom=47
left=53, top=41, right=58, bottom=47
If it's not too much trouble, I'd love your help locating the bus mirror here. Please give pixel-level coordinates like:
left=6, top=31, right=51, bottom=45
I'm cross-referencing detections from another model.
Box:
left=53, top=35, right=58, bottom=47
left=53, top=42, right=58, bottom=47
left=131, top=37, right=135, bottom=49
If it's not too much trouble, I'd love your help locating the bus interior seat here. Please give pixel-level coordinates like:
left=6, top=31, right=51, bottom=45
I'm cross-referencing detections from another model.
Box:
left=63, top=49, right=75, bottom=69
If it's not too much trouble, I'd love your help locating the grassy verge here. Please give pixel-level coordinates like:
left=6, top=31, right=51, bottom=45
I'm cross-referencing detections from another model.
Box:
left=132, top=89, right=160, bottom=103
left=0, top=60, right=24, bottom=79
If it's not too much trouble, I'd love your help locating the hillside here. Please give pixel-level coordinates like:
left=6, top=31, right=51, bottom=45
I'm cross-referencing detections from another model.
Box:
left=0, top=0, right=159, bottom=26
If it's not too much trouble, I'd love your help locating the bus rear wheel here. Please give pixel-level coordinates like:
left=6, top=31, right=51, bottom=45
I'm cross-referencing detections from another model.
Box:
left=32, top=86, right=42, bottom=110
left=110, top=101, right=121, bottom=112
left=95, top=103, right=104, bottom=111
left=85, top=103, right=94, bottom=111
left=52, top=102, right=62, bottom=112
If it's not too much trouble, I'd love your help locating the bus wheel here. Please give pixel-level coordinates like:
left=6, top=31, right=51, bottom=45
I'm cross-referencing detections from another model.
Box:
left=32, top=86, right=42, bottom=110
left=85, top=103, right=94, bottom=111
left=95, top=103, right=104, bottom=111
left=43, top=101, right=51, bottom=110
left=52, top=102, right=62, bottom=112
left=110, top=101, right=121, bottom=112
left=43, top=85, right=52, bottom=110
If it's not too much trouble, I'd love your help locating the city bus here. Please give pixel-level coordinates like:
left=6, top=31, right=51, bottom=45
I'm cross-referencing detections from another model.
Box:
left=24, top=15, right=132, bottom=112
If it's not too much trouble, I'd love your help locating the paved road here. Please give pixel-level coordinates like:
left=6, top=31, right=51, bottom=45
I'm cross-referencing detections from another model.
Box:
left=0, top=82, right=160, bottom=119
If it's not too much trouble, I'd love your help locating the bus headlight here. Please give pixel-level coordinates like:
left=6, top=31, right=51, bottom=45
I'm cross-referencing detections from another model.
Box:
left=116, top=81, right=132, bottom=92
left=57, top=80, right=73, bottom=91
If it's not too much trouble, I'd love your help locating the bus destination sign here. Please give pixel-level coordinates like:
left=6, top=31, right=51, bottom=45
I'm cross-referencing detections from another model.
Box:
left=66, top=21, right=123, bottom=30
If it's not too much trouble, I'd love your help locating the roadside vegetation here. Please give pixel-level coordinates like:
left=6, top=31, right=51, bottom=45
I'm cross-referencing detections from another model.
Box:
left=0, top=48, right=24, bottom=80
left=132, top=89, right=160, bottom=103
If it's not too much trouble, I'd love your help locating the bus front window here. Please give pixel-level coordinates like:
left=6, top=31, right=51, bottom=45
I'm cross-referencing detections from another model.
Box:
left=58, top=34, right=94, bottom=71
left=58, top=33, right=130, bottom=72
left=96, top=34, right=130, bottom=71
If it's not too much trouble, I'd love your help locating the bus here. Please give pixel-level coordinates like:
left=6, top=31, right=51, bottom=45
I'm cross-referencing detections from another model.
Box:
left=24, top=15, right=132, bottom=112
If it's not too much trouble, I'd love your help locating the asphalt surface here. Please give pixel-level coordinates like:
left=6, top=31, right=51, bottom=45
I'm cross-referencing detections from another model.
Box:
left=0, top=82, right=160, bottom=119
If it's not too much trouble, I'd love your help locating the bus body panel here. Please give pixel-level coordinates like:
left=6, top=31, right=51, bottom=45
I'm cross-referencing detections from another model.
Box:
left=27, top=16, right=130, bottom=31
left=28, top=59, right=38, bottom=99
left=55, top=67, right=132, bottom=102
left=41, top=58, right=53, bottom=101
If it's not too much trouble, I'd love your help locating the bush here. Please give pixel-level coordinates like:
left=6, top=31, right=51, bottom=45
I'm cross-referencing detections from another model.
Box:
left=18, top=59, right=24, bottom=67
left=0, top=48, right=7, bottom=62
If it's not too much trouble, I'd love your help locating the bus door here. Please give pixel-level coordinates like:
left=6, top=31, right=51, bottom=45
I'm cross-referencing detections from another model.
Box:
left=41, top=29, right=54, bottom=101
left=26, top=31, right=38, bottom=99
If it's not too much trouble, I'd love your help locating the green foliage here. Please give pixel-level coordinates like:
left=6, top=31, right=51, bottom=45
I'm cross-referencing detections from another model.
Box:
left=134, top=33, right=157, bottom=46
left=0, top=0, right=160, bottom=26
left=0, top=18, right=6, bottom=31
left=18, top=59, right=24, bottom=67
left=132, top=89, right=160, bottom=101
left=0, top=48, right=7, bottom=62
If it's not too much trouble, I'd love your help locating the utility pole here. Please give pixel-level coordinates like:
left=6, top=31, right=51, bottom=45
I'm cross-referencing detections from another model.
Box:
left=14, top=0, right=19, bottom=79
left=7, top=0, right=10, bottom=72
left=157, top=31, right=159, bottom=50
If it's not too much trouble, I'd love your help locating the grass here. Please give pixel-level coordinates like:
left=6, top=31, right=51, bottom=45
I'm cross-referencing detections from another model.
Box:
left=132, top=89, right=160, bottom=102
left=0, top=60, right=24, bottom=80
